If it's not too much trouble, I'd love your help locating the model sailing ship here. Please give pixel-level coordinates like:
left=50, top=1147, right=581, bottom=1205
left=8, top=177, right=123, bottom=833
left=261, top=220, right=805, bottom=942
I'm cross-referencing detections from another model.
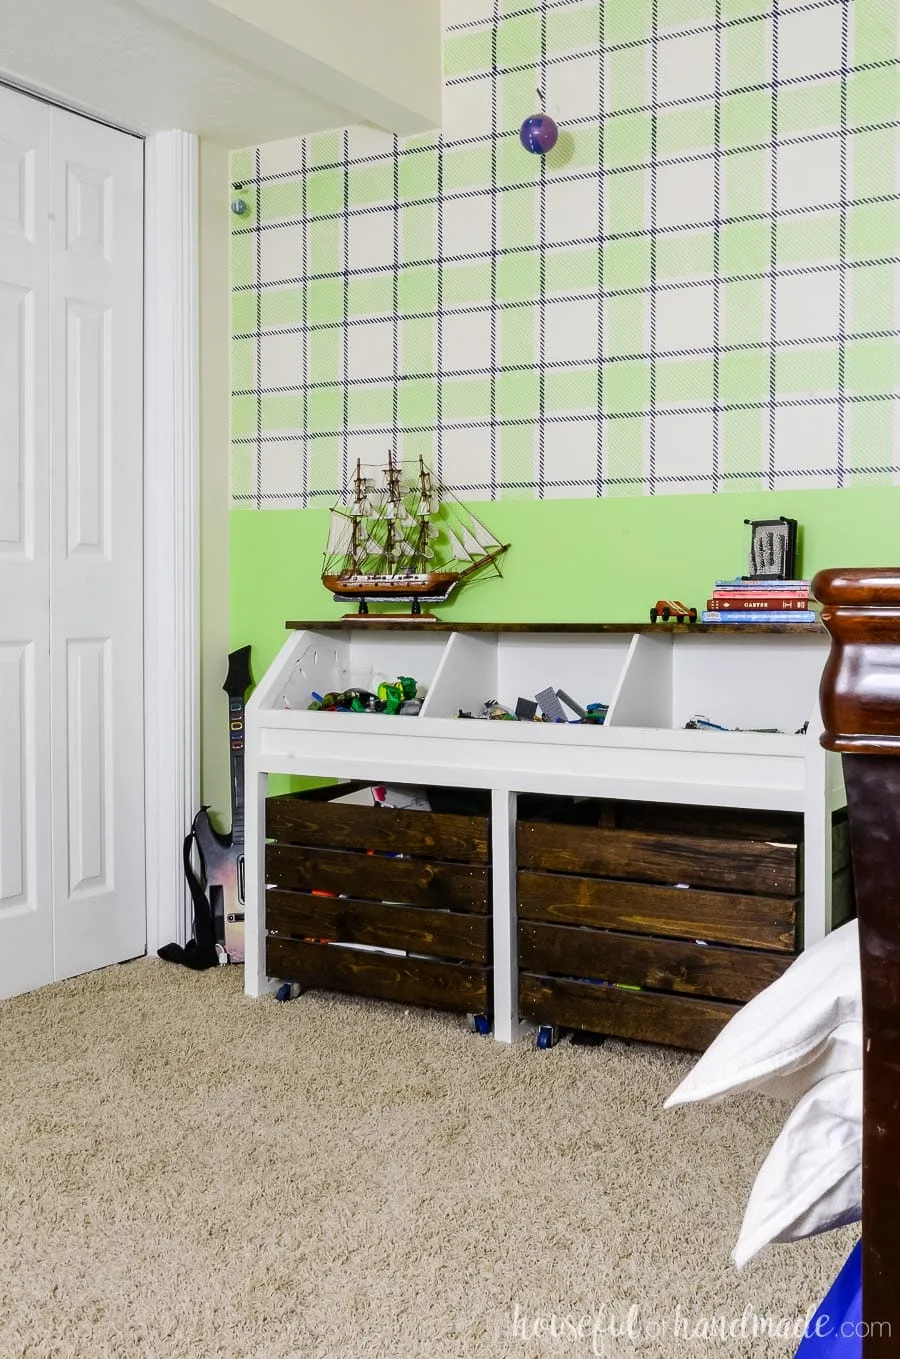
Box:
left=323, top=451, right=509, bottom=617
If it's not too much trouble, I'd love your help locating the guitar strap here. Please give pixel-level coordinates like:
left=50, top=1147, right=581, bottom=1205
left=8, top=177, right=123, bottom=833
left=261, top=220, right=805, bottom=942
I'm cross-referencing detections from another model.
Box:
left=157, top=827, right=219, bottom=971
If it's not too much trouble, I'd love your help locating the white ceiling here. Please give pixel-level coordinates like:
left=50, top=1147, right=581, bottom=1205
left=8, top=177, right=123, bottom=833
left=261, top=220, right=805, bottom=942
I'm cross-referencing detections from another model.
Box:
left=0, top=0, right=366, bottom=147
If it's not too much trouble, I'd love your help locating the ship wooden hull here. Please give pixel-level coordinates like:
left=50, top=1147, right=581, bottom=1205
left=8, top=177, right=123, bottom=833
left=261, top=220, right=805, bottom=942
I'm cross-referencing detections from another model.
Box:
left=323, top=571, right=460, bottom=602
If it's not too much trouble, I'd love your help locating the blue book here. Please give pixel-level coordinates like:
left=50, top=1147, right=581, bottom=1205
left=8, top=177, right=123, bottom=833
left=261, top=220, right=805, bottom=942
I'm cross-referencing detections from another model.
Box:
left=702, top=609, right=817, bottom=623
left=714, top=578, right=809, bottom=590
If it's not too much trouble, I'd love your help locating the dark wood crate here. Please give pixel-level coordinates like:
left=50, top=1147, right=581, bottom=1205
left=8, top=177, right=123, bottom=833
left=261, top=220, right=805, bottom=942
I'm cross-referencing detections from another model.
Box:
left=266, top=790, right=491, bottom=1016
left=518, top=870, right=798, bottom=951
left=516, top=801, right=853, bottom=1049
left=267, top=843, right=489, bottom=914
left=519, top=973, right=738, bottom=1052
left=268, top=937, right=489, bottom=1013
left=518, top=921, right=793, bottom=1003
left=267, top=791, right=489, bottom=863
left=269, top=890, right=490, bottom=964
left=518, top=820, right=800, bottom=896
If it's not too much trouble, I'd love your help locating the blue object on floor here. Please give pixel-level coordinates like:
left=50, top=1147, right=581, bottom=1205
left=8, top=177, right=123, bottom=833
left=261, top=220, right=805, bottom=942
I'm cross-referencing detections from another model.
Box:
left=794, top=1239, right=861, bottom=1357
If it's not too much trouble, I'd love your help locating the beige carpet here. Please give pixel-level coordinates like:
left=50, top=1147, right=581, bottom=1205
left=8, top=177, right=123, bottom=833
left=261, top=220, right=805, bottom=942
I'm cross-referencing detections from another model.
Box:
left=0, top=960, right=853, bottom=1359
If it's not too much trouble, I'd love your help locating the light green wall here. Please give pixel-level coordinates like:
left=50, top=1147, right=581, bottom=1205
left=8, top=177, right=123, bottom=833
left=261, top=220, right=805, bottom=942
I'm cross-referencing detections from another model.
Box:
left=231, top=485, right=900, bottom=676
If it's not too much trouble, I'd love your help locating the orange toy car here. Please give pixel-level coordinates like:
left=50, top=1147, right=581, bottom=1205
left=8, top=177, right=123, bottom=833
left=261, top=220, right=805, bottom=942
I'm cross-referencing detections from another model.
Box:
left=649, top=600, right=697, bottom=623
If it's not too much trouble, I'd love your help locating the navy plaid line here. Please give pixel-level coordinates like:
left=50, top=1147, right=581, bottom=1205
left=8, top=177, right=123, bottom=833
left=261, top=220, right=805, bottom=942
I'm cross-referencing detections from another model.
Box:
left=596, top=0, right=605, bottom=497
left=254, top=147, right=262, bottom=510
left=445, top=17, right=889, bottom=89
left=232, top=90, right=900, bottom=219
left=489, top=0, right=500, bottom=500
left=537, top=0, right=549, bottom=498
left=446, top=0, right=840, bottom=37
left=447, top=0, right=591, bottom=33
left=234, top=324, right=900, bottom=396
left=232, top=190, right=900, bottom=297
left=392, top=135, right=400, bottom=443
left=648, top=0, right=659, bottom=496
left=300, top=138, right=309, bottom=507
left=436, top=134, right=445, bottom=483
left=712, top=0, right=724, bottom=494
left=767, top=1, right=780, bottom=492
left=836, top=0, right=851, bottom=488
left=231, top=80, right=900, bottom=240
left=233, top=261, right=900, bottom=349
left=234, top=391, right=900, bottom=449
left=231, top=453, right=900, bottom=508
left=341, top=131, right=350, bottom=491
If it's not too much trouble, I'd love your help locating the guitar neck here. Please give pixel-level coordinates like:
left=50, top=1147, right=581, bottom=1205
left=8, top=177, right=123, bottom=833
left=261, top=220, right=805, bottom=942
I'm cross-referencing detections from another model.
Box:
left=229, top=696, right=246, bottom=846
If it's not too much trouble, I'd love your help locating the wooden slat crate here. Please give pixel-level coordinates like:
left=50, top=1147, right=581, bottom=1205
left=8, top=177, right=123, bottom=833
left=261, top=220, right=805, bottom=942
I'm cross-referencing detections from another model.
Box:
left=519, top=975, right=740, bottom=1052
left=517, top=799, right=852, bottom=1051
left=265, top=789, right=492, bottom=1016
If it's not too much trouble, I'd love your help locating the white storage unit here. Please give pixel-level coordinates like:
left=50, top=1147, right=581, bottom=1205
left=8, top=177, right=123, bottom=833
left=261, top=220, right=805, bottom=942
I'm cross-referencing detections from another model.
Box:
left=244, top=621, right=845, bottom=1043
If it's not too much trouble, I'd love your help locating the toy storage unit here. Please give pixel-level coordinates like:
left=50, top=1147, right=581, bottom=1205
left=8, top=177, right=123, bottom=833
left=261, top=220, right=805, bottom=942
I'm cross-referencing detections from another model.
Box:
left=265, top=785, right=492, bottom=1019
left=516, top=797, right=852, bottom=1051
left=244, top=621, right=848, bottom=1048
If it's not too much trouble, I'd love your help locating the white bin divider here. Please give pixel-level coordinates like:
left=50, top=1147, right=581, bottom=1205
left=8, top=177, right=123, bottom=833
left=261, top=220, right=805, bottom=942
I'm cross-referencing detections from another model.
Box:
left=606, top=630, right=674, bottom=729
left=418, top=632, right=499, bottom=719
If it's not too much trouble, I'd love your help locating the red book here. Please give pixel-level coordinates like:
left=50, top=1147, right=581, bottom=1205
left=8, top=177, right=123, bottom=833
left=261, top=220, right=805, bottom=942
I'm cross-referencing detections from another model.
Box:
left=707, top=596, right=811, bottom=611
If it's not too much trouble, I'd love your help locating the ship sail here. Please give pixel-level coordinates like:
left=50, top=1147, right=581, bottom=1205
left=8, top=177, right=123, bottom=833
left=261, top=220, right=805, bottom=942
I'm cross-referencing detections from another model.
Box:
left=458, top=525, right=484, bottom=559
left=446, top=528, right=467, bottom=562
left=325, top=512, right=355, bottom=558
left=469, top=517, right=501, bottom=551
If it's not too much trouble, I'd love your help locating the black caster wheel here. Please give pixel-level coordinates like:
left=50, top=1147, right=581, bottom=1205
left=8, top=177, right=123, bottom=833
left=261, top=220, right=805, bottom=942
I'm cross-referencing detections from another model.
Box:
left=471, top=1013, right=492, bottom=1037
left=275, top=982, right=301, bottom=1002
left=649, top=608, right=658, bottom=623
left=536, top=1025, right=558, bottom=1051
left=661, top=607, right=671, bottom=621
left=688, top=608, right=698, bottom=622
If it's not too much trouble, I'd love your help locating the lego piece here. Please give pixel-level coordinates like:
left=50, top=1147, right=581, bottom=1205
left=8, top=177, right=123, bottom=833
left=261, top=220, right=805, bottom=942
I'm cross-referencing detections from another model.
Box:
left=515, top=697, right=538, bottom=721
left=535, top=687, right=567, bottom=723
left=557, top=689, right=586, bottom=719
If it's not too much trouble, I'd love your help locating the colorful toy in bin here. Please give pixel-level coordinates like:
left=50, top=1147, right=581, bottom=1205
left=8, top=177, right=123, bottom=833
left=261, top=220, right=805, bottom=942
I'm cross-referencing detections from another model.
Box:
left=650, top=600, right=698, bottom=623
left=308, top=675, right=420, bottom=715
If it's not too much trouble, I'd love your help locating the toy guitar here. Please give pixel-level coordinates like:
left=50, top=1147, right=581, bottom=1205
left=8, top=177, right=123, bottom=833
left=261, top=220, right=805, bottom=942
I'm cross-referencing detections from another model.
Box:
left=193, top=645, right=253, bottom=964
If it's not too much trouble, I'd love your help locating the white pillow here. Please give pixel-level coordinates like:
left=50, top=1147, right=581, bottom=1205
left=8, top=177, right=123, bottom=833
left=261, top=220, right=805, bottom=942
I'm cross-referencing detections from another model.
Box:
left=665, top=920, right=860, bottom=1108
left=732, top=1069, right=861, bottom=1269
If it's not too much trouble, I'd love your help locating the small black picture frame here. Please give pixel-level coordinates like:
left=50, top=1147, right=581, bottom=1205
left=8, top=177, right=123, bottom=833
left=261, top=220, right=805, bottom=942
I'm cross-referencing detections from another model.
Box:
left=743, top=517, right=798, bottom=580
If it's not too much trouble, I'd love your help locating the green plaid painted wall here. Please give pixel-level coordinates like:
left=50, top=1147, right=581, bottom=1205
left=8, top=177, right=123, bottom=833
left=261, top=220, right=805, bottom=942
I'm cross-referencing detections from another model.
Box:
left=231, top=0, right=900, bottom=505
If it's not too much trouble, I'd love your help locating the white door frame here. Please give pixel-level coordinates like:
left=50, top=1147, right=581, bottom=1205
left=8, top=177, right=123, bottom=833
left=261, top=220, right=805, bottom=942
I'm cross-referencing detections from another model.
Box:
left=144, top=130, right=200, bottom=955
left=0, top=77, right=200, bottom=961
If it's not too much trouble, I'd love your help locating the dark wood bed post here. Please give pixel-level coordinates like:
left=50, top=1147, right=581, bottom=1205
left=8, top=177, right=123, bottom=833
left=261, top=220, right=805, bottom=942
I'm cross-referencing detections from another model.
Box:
left=813, top=568, right=900, bottom=1355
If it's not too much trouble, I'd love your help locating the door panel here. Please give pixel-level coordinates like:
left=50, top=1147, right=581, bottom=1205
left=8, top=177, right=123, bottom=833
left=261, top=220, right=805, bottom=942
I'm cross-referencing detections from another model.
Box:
left=0, top=282, right=32, bottom=553
left=50, top=107, right=145, bottom=979
left=66, top=299, right=111, bottom=557
left=65, top=637, right=111, bottom=896
left=0, top=89, right=52, bottom=999
left=0, top=643, right=32, bottom=903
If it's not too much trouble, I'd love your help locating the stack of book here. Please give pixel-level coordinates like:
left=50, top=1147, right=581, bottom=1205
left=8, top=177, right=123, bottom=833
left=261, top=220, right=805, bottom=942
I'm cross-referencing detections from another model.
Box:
left=702, top=579, right=816, bottom=624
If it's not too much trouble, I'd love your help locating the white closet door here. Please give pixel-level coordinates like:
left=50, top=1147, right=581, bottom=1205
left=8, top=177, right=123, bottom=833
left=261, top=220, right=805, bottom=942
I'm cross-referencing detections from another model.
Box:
left=50, top=108, right=146, bottom=979
left=0, top=90, right=53, bottom=998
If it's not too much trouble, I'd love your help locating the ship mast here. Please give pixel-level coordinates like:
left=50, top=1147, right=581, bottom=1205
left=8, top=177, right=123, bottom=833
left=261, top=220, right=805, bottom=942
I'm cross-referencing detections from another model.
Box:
left=350, top=459, right=365, bottom=569
left=382, top=447, right=403, bottom=569
left=415, top=456, right=433, bottom=571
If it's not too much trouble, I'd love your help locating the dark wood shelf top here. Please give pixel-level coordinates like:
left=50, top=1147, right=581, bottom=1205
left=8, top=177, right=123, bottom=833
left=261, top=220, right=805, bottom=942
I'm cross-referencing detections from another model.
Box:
left=286, top=619, right=826, bottom=636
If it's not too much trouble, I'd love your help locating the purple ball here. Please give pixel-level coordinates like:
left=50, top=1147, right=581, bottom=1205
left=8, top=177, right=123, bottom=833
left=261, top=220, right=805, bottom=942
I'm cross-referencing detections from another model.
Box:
left=519, top=114, right=559, bottom=155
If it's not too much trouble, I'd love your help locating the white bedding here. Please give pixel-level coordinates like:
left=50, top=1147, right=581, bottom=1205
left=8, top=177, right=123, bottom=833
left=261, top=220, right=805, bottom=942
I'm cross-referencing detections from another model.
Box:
left=666, top=920, right=862, bottom=1266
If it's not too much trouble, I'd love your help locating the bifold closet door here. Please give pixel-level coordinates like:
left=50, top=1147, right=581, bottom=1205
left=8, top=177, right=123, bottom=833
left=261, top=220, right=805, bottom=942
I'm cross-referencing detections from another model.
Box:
left=0, top=90, right=54, bottom=997
left=49, top=107, right=145, bottom=980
